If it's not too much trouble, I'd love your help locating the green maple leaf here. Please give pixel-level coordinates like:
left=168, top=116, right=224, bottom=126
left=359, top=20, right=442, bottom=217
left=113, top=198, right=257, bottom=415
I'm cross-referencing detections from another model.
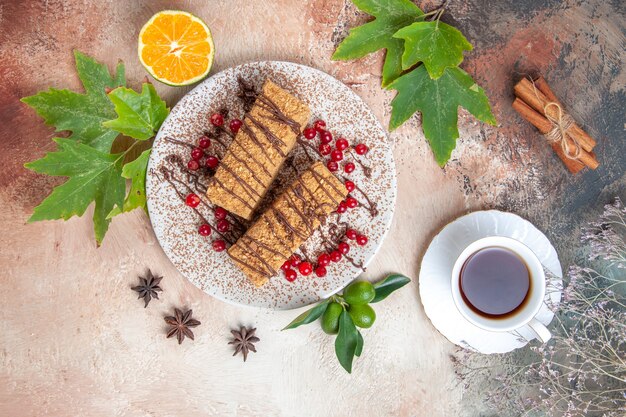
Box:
left=21, top=50, right=125, bottom=152
left=394, top=20, right=473, bottom=79
left=332, top=0, right=424, bottom=87
left=388, top=65, right=497, bottom=166
left=107, top=149, right=151, bottom=218
left=103, top=83, right=169, bottom=141
left=25, top=138, right=126, bottom=245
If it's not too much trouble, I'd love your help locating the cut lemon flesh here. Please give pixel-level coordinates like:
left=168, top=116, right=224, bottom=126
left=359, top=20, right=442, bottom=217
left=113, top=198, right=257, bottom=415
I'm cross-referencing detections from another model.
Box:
left=138, top=10, right=214, bottom=86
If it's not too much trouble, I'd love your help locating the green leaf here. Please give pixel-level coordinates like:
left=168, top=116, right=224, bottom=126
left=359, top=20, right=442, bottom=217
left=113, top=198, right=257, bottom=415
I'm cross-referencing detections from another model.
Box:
left=21, top=50, right=125, bottom=152
left=394, top=21, right=473, bottom=79
left=107, top=149, right=151, bottom=218
left=335, top=310, right=359, bottom=373
left=25, top=138, right=126, bottom=245
left=355, top=330, right=364, bottom=357
left=388, top=66, right=497, bottom=166
left=332, top=0, right=424, bottom=87
left=282, top=300, right=330, bottom=330
left=103, top=83, right=169, bottom=140
left=371, top=273, right=411, bottom=303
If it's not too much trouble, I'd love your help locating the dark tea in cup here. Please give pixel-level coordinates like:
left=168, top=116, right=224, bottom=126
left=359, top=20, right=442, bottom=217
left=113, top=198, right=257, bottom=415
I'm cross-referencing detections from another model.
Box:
left=459, top=247, right=531, bottom=318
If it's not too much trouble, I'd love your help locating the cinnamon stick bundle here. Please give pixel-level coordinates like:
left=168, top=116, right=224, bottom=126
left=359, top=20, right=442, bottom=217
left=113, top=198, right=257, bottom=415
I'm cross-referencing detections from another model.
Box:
left=512, top=76, right=599, bottom=173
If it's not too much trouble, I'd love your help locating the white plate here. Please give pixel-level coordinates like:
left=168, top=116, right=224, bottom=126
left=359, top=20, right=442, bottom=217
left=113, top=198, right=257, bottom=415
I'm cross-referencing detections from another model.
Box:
left=419, top=210, right=563, bottom=353
left=146, top=61, right=396, bottom=310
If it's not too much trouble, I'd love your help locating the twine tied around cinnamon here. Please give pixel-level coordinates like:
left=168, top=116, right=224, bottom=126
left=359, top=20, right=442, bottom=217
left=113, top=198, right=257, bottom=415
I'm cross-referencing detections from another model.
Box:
left=530, top=78, right=581, bottom=160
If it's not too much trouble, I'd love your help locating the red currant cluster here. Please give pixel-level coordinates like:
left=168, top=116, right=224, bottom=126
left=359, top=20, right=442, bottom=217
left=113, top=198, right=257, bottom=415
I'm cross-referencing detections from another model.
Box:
left=187, top=134, right=219, bottom=171
left=280, top=228, right=368, bottom=283
left=209, top=112, right=243, bottom=134
left=185, top=193, right=229, bottom=252
left=186, top=112, right=243, bottom=171
left=302, top=119, right=368, bottom=174
left=336, top=182, right=359, bottom=214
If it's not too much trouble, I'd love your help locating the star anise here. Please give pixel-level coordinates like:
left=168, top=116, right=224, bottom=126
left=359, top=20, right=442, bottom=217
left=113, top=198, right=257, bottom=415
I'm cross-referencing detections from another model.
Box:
left=131, top=269, right=163, bottom=308
left=229, top=326, right=260, bottom=361
left=164, top=308, right=201, bottom=344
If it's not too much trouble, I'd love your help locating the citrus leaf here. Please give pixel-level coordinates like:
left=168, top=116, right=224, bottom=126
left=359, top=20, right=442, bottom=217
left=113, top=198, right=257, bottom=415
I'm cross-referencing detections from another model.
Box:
left=335, top=310, right=359, bottom=373
left=107, top=149, right=151, bottom=218
left=282, top=300, right=330, bottom=330
left=21, top=50, right=125, bottom=152
left=355, top=330, right=364, bottom=357
left=394, top=21, right=473, bottom=79
left=371, top=273, right=411, bottom=303
left=332, top=0, right=424, bottom=87
left=388, top=66, right=497, bottom=166
left=25, top=138, right=126, bottom=245
left=103, top=83, right=169, bottom=140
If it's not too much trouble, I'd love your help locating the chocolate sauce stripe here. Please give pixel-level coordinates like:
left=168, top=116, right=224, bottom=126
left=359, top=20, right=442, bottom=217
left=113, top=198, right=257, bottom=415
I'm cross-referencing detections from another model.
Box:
left=264, top=213, right=300, bottom=252
left=240, top=121, right=276, bottom=166
left=241, top=234, right=291, bottom=260
left=231, top=138, right=273, bottom=178
left=255, top=93, right=301, bottom=135
left=247, top=113, right=287, bottom=154
left=211, top=176, right=254, bottom=210
left=218, top=162, right=262, bottom=200
left=237, top=239, right=278, bottom=278
left=229, top=249, right=273, bottom=279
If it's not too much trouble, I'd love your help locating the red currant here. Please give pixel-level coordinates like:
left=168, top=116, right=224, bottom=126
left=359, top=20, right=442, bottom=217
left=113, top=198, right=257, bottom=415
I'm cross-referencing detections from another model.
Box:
left=320, top=131, right=333, bottom=144
left=210, top=113, right=224, bottom=126
left=214, top=207, right=227, bottom=220
left=346, top=228, right=358, bottom=240
left=187, top=160, right=200, bottom=171
left=330, top=150, right=343, bottom=162
left=338, top=242, right=350, bottom=255
left=290, top=254, right=301, bottom=268
left=355, top=143, right=368, bottom=155
left=327, top=161, right=338, bottom=172
left=191, top=147, right=204, bottom=160
left=356, top=234, right=368, bottom=246
left=336, top=201, right=347, bottom=213
left=206, top=155, right=219, bottom=169
left=185, top=193, right=201, bottom=208
left=319, top=143, right=332, bottom=155
left=313, top=119, right=326, bottom=132
left=317, top=253, right=330, bottom=267
left=229, top=118, right=242, bottom=133
left=284, top=268, right=297, bottom=282
left=315, top=265, right=327, bottom=278
left=344, top=162, right=355, bottom=173
left=217, top=219, right=230, bottom=233
left=198, top=136, right=211, bottom=149
left=344, top=180, right=355, bottom=192
left=281, top=260, right=291, bottom=271
left=330, top=250, right=342, bottom=263
left=335, top=138, right=349, bottom=151
left=346, top=197, right=358, bottom=208
left=198, top=224, right=211, bottom=236
left=212, top=239, right=226, bottom=252
left=303, top=127, right=317, bottom=139
left=298, top=261, right=313, bottom=276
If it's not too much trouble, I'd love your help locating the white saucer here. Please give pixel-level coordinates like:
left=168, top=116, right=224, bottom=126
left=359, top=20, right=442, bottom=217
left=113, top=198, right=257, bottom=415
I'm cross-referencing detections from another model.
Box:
left=419, top=210, right=563, bottom=354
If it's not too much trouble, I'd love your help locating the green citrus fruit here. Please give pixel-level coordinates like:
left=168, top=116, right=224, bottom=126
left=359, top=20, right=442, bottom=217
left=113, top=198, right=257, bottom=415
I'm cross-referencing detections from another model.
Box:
left=348, top=304, right=376, bottom=328
left=321, top=302, right=343, bottom=335
left=343, top=281, right=375, bottom=305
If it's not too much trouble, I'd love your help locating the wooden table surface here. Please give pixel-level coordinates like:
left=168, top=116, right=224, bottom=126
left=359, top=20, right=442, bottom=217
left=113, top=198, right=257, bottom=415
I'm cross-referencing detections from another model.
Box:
left=0, top=1, right=624, bottom=416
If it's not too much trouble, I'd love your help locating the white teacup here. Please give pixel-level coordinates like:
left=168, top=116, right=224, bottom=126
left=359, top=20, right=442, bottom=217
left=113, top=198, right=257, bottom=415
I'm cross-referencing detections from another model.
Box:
left=451, top=236, right=551, bottom=343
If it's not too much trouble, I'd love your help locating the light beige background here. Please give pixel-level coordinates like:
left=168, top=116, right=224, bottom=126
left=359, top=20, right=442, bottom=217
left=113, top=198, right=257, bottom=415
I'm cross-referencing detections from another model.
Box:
left=1, top=1, right=624, bottom=416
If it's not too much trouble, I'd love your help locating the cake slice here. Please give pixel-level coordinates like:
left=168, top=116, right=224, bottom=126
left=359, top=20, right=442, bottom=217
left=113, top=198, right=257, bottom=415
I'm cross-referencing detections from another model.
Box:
left=228, top=161, right=348, bottom=287
left=206, top=79, right=310, bottom=220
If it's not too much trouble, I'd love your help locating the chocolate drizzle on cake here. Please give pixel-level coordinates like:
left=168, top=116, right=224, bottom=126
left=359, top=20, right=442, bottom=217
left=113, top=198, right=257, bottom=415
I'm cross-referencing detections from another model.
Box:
left=228, top=162, right=347, bottom=285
